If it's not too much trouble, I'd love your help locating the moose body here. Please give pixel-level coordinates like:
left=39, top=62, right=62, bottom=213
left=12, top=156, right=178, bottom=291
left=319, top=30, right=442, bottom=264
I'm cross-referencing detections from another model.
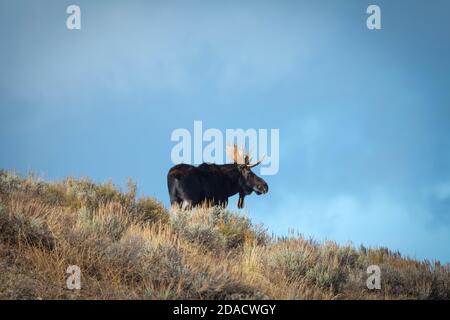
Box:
left=167, top=149, right=268, bottom=209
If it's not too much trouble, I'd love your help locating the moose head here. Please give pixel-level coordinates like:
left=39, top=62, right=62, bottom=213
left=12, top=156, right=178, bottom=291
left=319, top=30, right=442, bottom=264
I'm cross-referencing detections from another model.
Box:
left=229, top=145, right=269, bottom=208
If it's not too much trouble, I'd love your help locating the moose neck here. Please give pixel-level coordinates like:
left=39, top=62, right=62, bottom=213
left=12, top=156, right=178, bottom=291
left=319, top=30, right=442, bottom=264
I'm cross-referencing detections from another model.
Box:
left=220, top=164, right=242, bottom=198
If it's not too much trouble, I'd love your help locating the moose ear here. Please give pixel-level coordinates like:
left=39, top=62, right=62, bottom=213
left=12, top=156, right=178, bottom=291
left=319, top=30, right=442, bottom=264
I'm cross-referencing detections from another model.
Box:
left=244, top=155, right=250, bottom=165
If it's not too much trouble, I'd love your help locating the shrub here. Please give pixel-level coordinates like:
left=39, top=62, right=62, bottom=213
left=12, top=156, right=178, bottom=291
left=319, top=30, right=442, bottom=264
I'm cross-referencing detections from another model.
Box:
left=1, top=170, right=450, bottom=300
left=171, top=207, right=268, bottom=251
left=135, top=197, right=169, bottom=224
left=0, top=202, right=54, bottom=250
left=266, top=239, right=317, bottom=281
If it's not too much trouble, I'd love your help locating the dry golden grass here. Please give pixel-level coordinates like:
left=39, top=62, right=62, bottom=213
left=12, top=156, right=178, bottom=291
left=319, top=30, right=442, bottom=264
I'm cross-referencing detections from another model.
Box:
left=0, top=170, right=449, bottom=300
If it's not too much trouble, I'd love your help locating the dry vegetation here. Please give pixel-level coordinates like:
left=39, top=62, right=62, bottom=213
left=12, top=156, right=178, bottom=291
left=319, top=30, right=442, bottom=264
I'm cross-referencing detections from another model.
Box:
left=0, top=170, right=449, bottom=300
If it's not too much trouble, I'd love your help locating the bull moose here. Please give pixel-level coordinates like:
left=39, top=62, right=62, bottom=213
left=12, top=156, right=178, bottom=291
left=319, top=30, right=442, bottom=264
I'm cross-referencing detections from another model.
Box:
left=167, top=145, right=268, bottom=209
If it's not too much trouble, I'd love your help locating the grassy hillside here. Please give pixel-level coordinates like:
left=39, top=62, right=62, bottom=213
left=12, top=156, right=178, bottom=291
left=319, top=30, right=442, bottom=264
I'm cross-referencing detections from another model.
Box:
left=0, top=170, right=449, bottom=300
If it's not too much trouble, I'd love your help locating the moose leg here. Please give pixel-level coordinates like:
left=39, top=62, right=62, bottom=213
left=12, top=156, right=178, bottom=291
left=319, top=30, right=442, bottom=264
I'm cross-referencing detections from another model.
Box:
left=237, top=194, right=245, bottom=209
left=211, top=198, right=228, bottom=208
left=218, top=198, right=228, bottom=208
left=182, top=200, right=192, bottom=210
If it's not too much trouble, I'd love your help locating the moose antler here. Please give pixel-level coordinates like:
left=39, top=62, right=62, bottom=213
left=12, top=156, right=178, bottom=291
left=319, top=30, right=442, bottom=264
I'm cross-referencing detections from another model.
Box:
left=226, top=144, right=245, bottom=164
left=226, top=144, right=264, bottom=168
left=247, top=156, right=265, bottom=168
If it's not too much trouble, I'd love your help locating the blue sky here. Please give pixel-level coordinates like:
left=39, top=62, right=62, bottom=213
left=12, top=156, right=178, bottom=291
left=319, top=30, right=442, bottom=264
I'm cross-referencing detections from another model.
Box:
left=1, top=0, right=450, bottom=262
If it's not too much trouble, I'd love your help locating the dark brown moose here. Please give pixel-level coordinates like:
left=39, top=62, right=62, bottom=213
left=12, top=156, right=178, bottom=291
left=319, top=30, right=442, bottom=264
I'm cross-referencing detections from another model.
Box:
left=167, top=145, right=268, bottom=209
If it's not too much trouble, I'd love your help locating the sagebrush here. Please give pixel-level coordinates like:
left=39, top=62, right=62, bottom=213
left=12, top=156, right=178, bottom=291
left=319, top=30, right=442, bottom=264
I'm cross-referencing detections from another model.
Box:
left=0, top=170, right=449, bottom=300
